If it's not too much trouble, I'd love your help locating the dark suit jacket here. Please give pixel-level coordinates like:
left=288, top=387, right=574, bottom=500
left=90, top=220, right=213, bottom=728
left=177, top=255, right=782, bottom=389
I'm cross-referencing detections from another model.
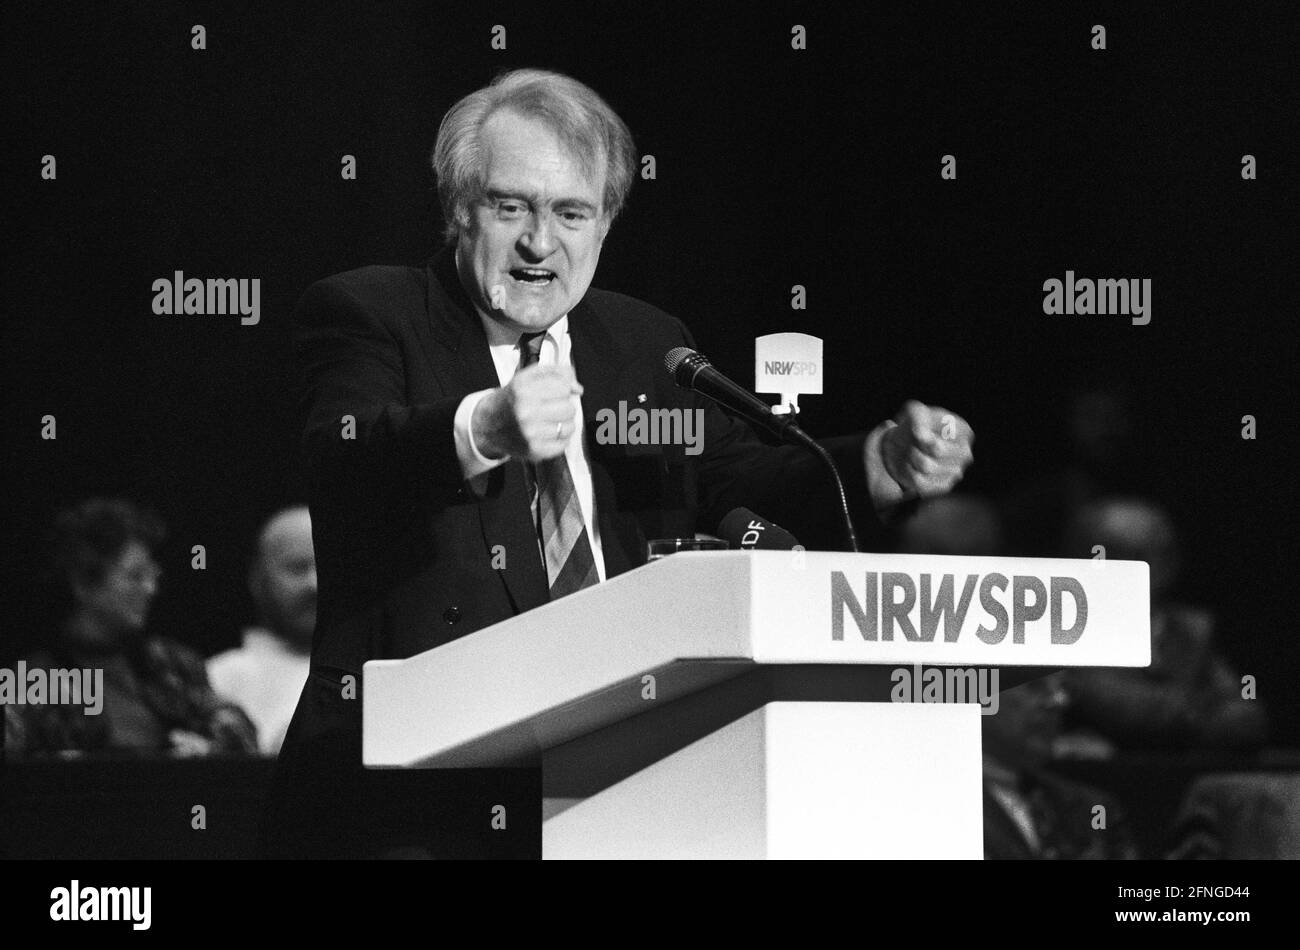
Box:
left=983, top=765, right=1139, bottom=860
left=294, top=245, right=882, bottom=676
left=265, top=245, right=883, bottom=856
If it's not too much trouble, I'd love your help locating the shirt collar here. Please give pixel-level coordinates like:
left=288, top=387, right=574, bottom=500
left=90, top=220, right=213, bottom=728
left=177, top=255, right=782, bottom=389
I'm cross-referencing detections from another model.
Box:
left=982, top=753, right=1020, bottom=788
left=476, top=310, right=569, bottom=350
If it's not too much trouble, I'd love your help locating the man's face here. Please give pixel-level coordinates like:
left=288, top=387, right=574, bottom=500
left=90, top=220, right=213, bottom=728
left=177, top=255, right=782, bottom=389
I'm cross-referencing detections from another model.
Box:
left=252, top=509, right=317, bottom=647
left=456, top=109, right=609, bottom=333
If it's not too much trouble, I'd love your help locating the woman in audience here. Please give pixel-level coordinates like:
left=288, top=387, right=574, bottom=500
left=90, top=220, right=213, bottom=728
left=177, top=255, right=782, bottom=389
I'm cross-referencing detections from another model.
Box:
left=6, top=498, right=257, bottom=757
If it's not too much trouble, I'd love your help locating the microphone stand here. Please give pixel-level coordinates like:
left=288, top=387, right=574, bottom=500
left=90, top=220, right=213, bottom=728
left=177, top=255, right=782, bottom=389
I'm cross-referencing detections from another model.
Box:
left=780, top=415, right=861, bottom=554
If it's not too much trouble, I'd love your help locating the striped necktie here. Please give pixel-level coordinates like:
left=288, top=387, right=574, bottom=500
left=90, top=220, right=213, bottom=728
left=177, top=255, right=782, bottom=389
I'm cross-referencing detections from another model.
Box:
left=518, top=331, right=600, bottom=599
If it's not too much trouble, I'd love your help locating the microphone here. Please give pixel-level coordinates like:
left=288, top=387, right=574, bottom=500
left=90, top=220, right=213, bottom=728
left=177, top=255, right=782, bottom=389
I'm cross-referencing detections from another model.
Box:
left=665, top=345, right=860, bottom=553
left=664, top=346, right=815, bottom=448
left=717, top=508, right=802, bottom=551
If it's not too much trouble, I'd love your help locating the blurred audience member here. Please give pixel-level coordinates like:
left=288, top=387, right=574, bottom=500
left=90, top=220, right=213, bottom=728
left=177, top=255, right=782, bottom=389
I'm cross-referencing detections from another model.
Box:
left=897, top=497, right=1135, bottom=857
left=1169, top=772, right=1300, bottom=859
left=898, top=494, right=1003, bottom=557
left=207, top=506, right=315, bottom=755
left=1058, top=497, right=1268, bottom=754
left=5, top=498, right=257, bottom=758
left=984, top=674, right=1139, bottom=859
left=1001, top=382, right=1141, bottom=557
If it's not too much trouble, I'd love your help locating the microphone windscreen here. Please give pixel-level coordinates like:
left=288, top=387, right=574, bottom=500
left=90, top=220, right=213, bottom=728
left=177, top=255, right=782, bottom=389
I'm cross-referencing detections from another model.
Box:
left=716, top=508, right=802, bottom=551
left=664, top=346, right=696, bottom=376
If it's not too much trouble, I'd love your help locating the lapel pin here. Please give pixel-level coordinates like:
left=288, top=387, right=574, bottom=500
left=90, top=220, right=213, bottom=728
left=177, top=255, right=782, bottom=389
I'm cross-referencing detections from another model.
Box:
left=636, top=393, right=647, bottom=403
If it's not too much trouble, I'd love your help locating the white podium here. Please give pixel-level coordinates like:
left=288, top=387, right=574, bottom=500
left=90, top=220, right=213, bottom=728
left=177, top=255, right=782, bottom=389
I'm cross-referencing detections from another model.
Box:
left=363, top=551, right=1149, bottom=859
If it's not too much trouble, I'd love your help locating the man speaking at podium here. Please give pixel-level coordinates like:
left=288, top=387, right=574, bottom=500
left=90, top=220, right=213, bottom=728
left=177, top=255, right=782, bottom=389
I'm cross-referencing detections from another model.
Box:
left=264, top=68, right=974, bottom=858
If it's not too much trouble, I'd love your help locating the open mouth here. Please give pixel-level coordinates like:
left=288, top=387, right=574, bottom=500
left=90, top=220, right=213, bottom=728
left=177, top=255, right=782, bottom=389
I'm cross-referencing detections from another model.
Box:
left=509, top=267, right=557, bottom=285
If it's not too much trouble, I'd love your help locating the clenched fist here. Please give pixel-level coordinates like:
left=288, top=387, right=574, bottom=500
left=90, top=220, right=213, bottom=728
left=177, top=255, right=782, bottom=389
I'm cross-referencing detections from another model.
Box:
left=879, top=400, right=975, bottom=499
left=472, top=363, right=583, bottom=462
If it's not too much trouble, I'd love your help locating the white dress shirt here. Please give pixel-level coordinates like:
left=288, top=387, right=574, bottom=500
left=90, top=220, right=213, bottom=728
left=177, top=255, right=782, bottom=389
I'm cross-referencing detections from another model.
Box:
left=206, top=628, right=312, bottom=756
left=983, top=754, right=1043, bottom=856
left=452, top=313, right=607, bottom=581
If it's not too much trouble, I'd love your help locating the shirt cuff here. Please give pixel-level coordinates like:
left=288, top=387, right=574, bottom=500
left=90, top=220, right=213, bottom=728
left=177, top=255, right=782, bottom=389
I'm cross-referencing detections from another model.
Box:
left=864, top=420, right=906, bottom=515
left=454, top=389, right=510, bottom=481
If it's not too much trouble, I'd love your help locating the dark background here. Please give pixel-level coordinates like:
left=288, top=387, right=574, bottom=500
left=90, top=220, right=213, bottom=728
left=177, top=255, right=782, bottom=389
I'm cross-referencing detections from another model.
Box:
left=3, top=3, right=1296, bottom=739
